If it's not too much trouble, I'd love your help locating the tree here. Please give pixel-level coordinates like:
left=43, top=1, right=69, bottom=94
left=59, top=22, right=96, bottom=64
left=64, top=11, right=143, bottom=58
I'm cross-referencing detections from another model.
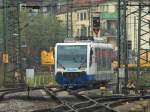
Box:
left=20, top=11, right=66, bottom=68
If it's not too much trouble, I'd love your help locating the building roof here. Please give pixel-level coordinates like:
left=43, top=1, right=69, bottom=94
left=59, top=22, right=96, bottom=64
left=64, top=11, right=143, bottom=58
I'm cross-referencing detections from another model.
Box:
left=25, top=0, right=43, bottom=7
left=73, top=0, right=106, bottom=6
left=57, top=0, right=107, bottom=14
left=23, top=0, right=56, bottom=7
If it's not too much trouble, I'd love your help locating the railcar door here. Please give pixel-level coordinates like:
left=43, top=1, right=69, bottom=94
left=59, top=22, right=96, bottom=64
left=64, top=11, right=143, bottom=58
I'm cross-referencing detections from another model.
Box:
left=88, top=47, right=97, bottom=78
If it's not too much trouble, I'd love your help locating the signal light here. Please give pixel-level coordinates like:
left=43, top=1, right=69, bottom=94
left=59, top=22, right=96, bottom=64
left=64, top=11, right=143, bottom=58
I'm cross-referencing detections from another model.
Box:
left=93, top=17, right=100, bottom=28
left=128, top=40, right=132, bottom=49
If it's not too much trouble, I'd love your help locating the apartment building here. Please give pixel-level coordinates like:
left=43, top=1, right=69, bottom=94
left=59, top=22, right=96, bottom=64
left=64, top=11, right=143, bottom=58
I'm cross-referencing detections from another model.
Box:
left=56, top=1, right=118, bottom=50
left=20, top=0, right=117, bottom=50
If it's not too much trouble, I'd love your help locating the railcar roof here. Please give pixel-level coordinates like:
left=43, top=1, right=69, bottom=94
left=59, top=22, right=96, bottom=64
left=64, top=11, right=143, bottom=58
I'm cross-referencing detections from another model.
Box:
left=56, top=42, right=112, bottom=49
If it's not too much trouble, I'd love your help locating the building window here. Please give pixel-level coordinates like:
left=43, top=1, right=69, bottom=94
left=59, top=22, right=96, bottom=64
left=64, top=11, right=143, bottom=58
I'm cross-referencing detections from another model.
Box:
left=115, top=4, right=118, bottom=11
left=92, top=7, right=97, bottom=12
left=101, top=6, right=104, bottom=12
left=80, top=27, right=87, bottom=36
left=77, top=13, right=79, bottom=20
left=106, top=5, right=109, bottom=11
left=84, top=12, right=87, bottom=20
left=100, top=5, right=109, bottom=12
left=80, top=12, right=87, bottom=21
left=80, top=13, right=84, bottom=20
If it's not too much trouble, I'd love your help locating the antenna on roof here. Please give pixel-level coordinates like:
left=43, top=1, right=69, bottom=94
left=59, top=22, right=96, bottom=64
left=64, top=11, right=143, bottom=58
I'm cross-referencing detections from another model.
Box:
left=64, top=38, right=75, bottom=43
left=64, top=36, right=107, bottom=43
left=75, top=36, right=94, bottom=41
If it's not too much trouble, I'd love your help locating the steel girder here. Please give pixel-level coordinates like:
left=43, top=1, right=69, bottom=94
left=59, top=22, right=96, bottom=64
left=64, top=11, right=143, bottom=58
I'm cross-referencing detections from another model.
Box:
left=3, top=0, right=22, bottom=85
left=118, top=0, right=150, bottom=93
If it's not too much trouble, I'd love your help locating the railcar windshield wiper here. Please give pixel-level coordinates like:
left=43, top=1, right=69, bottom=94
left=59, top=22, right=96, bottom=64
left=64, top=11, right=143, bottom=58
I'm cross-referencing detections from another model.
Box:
left=78, top=62, right=87, bottom=69
left=57, top=62, right=66, bottom=69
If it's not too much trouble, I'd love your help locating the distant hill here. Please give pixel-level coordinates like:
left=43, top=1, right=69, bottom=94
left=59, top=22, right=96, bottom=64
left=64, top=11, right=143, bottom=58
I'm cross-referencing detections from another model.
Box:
left=58, top=0, right=106, bottom=5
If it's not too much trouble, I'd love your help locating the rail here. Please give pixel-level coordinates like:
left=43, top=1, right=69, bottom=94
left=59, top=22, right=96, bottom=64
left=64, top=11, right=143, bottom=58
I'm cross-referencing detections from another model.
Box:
left=44, top=87, right=118, bottom=112
left=0, top=86, right=44, bottom=101
left=1, top=87, right=150, bottom=112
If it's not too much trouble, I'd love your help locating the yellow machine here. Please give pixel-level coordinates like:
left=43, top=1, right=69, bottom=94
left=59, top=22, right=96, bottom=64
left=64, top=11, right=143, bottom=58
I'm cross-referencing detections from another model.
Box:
left=112, top=49, right=150, bottom=69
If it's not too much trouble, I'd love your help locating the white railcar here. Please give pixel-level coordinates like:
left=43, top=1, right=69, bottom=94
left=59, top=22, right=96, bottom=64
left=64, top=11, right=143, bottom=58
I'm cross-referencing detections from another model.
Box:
left=55, top=41, right=113, bottom=87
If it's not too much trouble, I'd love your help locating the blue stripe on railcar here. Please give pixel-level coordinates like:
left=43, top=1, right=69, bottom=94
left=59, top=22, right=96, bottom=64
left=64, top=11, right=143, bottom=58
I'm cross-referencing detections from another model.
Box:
left=86, top=74, right=96, bottom=80
left=55, top=74, right=96, bottom=86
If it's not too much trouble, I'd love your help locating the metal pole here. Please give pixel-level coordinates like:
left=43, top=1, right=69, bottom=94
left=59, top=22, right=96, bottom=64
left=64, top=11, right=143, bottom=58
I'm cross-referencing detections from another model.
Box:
left=2, top=0, right=7, bottom=85
left=3, top=0, right=22, bottom=85
left=116, top=0, right=121, bottom=94
left=137, top=3, right=142, bottom=90
left=66, top=0, right=69, bottom=38
left=17, top=0, right=22, bottom=82
left=70, top=0, right=73, bottom=38
left=134, top=16, right=137, bottom=51
left=88, top=2, right=91, bottom=37
left=123, top=0, right=128, bottom=95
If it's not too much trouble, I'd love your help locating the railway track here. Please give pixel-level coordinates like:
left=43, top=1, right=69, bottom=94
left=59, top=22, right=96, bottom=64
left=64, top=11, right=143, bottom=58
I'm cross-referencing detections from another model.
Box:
left=0, top=86, right=45, bottom=100
left=1, top=87, right=150, bottom=112
left=0, top=87, right=26, bottom=100
left=0, top=86, right=57, bottom=112
left=44, top=87, right=150, bottom=112
left=44, top=87, right=118, bottom=112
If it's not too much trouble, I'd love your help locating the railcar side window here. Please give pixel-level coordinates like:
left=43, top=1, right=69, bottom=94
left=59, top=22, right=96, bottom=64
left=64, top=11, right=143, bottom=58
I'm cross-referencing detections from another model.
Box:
left=96, top=48, right=102, bottom=71
left=96, top=48, right=112, bottom=71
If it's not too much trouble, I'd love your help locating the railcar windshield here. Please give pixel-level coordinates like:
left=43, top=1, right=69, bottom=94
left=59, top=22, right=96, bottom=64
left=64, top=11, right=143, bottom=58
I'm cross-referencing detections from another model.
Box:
left=57, top=45, right=87, bottom=69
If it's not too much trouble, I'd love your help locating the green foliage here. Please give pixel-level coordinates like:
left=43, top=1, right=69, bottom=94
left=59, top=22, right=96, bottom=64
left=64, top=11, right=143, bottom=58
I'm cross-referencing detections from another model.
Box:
left=0, top=10, right=66, bottom=66
left=129, top=72, right=137, bottom=81
left=19, top=10, right=66, bottom=67
left=26, top=72, right=56, bottom=87
left=129, top=72, right=150, bottom=87
left=20, top=11, right=66, bottom=48
left=0, top=10, right=3, bottom=39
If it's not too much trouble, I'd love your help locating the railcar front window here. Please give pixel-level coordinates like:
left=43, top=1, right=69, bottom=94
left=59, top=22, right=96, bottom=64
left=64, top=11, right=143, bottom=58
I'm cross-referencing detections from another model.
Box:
left=57, top=45, right=87, bottom=69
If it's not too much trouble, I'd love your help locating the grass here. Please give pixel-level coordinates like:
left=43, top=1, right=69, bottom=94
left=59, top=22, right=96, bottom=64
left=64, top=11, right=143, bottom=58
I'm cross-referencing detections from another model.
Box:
left=26, top=72, right=56, bottom=87
left=129, top=71, right=150, bottom=87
